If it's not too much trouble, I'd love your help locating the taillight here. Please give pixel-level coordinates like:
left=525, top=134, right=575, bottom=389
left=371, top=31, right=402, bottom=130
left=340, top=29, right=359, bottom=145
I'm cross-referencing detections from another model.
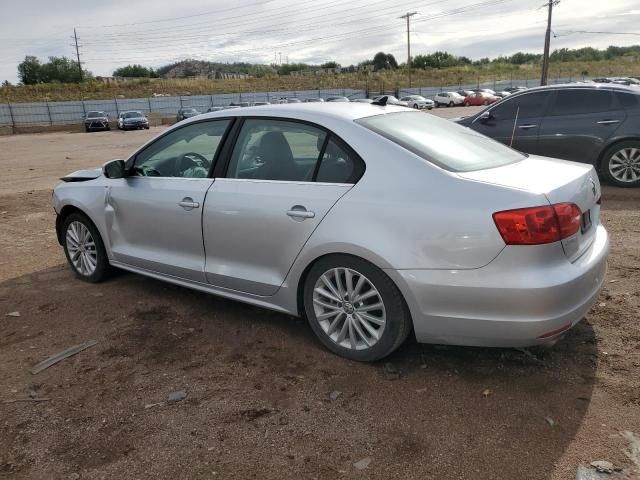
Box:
left=493, top=203, right=581, bottom=245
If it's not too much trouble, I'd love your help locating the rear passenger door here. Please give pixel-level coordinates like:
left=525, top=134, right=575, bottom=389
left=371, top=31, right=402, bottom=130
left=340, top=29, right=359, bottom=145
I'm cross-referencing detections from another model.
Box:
left=202, top=118, right=363, bottom=296
left=537, top=89, right=626, bottom=164
left=470, top=91, right=551, bottom=155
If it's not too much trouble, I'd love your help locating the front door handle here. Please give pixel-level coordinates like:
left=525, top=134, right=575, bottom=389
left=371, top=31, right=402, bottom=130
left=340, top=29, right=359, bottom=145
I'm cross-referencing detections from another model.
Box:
left=179, top=197, right=200, bottom=211
left=287, top=206, right=315, bottom=220
left=518, top=124, right=537, bottom=130
left=596, top=119, right=620, bottom=125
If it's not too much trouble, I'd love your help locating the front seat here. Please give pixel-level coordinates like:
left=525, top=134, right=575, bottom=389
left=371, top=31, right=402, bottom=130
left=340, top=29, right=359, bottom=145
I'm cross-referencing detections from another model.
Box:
left=253, top=131, right=299, bottom=181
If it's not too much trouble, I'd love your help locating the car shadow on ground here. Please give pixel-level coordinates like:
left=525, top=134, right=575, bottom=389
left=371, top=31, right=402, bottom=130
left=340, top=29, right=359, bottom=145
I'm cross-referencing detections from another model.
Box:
left=0, top=266, right=597, bottom=479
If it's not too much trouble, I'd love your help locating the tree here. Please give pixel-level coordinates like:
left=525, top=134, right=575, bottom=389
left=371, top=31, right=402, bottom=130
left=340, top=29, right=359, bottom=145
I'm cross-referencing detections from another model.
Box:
left=17, top=56, right=42, bottom=85
left=372, top=52, right=398, bottom=70
left=1, top=80, right=11, bottom=87
left=17, top=55, right=91, bottom=84
left=320, top=61, right=340, bottom=69
left=113, top=64, right=157, bottom=78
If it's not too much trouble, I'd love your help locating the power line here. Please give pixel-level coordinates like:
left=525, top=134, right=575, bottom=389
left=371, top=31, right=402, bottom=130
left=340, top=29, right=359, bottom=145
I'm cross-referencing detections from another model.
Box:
left=84, top=0, right=516, bottom=66
left=554, top=30, right=640, bottom=37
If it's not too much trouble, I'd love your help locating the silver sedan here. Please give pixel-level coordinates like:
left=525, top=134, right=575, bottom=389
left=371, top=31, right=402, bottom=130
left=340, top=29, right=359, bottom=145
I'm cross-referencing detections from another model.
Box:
left=52, top=103, right=609, bottom=361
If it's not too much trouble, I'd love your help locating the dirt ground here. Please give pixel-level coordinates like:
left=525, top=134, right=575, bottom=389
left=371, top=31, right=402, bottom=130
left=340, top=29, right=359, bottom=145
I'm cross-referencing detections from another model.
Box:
left=0, top=109, right=639, bottom=479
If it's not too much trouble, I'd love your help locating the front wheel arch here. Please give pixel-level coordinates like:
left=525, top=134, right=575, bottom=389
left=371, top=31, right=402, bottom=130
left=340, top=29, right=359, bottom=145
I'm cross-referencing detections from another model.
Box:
left=56, top=205, right=84, bottom=245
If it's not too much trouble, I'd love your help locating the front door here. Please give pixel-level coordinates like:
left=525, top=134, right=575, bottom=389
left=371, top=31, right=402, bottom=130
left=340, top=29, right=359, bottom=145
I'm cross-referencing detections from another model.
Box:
left=203, top=118, right=362, bottom=296
left=470, top=90, right=552, bottom=155
left=106, top=119, right=231, bottom=282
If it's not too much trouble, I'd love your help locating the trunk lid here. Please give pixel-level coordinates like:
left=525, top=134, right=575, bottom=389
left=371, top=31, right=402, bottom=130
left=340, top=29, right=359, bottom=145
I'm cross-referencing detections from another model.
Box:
left=457, top=155, right=601, bottom=261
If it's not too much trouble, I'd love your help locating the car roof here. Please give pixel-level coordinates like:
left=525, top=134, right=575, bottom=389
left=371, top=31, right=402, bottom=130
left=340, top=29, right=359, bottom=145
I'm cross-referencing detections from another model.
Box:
left=183, top=102, right=410, bottom=124
left=520, top=83, right=639, bottom=94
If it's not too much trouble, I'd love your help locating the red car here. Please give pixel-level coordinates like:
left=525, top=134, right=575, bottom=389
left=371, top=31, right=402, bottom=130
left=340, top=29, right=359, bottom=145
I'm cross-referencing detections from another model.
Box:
left=463, top=92, right=499, bottom=106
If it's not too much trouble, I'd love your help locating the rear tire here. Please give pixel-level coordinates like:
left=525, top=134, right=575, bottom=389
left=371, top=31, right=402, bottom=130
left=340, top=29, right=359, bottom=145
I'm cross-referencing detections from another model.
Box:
left=601, top=140, right=640, bottom=187
left=62, top=212, right=111, bottom=283
left=303, top=255, right=411, bottom=362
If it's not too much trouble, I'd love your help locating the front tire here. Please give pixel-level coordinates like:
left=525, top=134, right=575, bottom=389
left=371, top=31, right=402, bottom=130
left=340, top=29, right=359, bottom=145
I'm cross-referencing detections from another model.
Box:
left=601, top=141, right=640, bottom=187
left=303, top=255, right=411, bottom=362
left=62, top=213, right=111, bottom=283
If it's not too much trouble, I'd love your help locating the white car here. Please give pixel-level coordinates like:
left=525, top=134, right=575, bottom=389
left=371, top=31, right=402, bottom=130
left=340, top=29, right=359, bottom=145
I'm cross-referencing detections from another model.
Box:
left=400, top=95, right=434, bottom=110
left=434, top=92, right=465, bottom=107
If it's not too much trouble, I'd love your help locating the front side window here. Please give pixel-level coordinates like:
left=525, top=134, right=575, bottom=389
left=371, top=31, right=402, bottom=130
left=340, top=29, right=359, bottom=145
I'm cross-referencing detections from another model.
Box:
left=549, top=89, right=614, bottom=116
left=133, top=120, right=230, bottom=178
left=490, top=91, right=550, bottom=119
left=356, top=111, right=524, bottom=172
left=227, top=119, right=326, bottom=181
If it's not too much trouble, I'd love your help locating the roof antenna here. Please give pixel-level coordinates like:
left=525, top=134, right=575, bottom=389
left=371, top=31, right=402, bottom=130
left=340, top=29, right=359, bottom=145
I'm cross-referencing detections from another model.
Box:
left=371, top=95, right=389, bottom=106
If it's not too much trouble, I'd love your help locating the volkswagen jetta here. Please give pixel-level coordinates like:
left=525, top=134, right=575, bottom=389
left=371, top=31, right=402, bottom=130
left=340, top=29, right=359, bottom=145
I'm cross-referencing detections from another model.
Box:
left=52, top=103, right=609, bottom=361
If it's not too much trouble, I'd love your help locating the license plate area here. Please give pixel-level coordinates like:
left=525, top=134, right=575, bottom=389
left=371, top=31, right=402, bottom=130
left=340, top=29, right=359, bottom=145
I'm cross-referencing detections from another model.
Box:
left=581, top=209, right=592, bottom=233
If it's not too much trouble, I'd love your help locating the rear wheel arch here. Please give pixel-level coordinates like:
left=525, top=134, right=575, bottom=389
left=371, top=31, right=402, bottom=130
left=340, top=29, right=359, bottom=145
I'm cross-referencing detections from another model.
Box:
left=298, top=252, right=413, bottom=361
left=596, top=136, right=640, bottom=170
left=295, top=252, right=409, bottom=318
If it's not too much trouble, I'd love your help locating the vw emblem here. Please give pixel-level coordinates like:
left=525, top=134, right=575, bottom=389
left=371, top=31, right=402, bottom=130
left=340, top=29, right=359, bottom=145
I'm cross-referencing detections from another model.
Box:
left=590, top=178, right=597, bottom=197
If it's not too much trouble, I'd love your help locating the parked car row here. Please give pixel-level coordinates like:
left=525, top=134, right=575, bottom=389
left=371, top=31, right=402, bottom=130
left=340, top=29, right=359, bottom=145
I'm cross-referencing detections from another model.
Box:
left=592, top=77, right=640, bottom=87
left=83, top=110, right=149, bottom=132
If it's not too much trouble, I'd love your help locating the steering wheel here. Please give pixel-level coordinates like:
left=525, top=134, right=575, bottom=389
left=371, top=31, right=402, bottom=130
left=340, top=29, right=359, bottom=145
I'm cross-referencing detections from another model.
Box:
left=136, top=165, right=162, bottom=177
left=177, top=152, right=210, bottom=174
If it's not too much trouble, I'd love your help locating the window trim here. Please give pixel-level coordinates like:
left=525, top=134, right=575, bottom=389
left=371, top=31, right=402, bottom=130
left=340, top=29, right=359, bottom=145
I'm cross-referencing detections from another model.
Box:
left=125, top=117, right=236, bottom=179
left=546, top=88, right=616, bottom=117
left=481, top=90, right=553, bottom=120
left=218, top=116, right=366, bottom=185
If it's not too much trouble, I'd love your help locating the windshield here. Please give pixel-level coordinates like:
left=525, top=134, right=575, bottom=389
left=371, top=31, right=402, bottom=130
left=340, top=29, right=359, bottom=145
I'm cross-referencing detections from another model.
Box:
left=87, top=111, right=104, bottom=118
left=355, top=111, right=525, bottom=172
left=125, top=111, right=144, bottom=119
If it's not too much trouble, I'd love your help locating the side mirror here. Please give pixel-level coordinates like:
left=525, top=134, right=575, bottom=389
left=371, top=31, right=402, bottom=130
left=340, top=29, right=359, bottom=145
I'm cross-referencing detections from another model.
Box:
left=474, top=111, right=493, bottom=124
left=103, top=159, right=126, bottom=179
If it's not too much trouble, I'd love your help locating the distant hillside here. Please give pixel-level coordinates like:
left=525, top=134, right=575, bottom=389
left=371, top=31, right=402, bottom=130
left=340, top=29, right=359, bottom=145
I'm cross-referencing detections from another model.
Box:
left=156, top=60, right=273, bottom=79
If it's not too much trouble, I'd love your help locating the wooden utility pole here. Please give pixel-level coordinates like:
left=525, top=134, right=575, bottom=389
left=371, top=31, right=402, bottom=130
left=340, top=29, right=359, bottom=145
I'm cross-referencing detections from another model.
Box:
left=399, top=11, right=418, bottom=87
left=73, top=28, right=83, bottom=82
left=540, top=1, right=559, bottom=86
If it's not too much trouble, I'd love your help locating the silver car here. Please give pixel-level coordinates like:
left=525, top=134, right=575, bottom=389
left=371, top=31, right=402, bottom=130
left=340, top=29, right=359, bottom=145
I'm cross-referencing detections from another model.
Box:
left=53, top=103, right=609, bottom=361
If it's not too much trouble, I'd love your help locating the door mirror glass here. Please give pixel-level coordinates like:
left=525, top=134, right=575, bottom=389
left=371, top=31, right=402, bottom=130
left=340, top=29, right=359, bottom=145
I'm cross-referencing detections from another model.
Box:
left=103, top=159, right=126, bottom=179
left=475, top=111, right=493, bottom=124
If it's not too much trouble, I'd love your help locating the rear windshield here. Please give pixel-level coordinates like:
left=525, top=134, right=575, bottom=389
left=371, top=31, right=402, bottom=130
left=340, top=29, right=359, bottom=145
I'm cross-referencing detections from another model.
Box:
left=355, top=111, right=525, bottom=172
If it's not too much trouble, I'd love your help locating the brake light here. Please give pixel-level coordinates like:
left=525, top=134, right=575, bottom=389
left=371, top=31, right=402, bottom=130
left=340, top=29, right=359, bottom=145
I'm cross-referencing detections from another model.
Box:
left=493, top=203, right=582, bottom=245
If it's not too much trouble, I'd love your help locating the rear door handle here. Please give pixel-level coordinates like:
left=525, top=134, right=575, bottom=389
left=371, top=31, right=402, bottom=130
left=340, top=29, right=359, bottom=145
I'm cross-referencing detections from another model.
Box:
left=518, top=124, right=537, bottom=130
left=179, top=197, right=200, bottom=210
left=287, top=206, right=315, bottom=219
left=596, top=119, right=620, bottom=125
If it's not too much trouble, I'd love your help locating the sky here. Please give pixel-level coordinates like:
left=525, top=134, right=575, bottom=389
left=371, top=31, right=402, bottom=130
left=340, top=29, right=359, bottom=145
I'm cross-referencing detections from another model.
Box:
left=1, top=0, right=639, bottom=83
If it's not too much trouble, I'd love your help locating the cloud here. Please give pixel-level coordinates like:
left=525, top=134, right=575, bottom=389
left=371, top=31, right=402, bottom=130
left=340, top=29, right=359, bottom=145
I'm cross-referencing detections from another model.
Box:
left=0, top=0, right=637, bottom=83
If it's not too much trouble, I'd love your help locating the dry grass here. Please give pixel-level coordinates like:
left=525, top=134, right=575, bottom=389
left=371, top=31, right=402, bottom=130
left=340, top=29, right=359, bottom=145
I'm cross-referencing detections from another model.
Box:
left=1, top=59, right=637, bottom=103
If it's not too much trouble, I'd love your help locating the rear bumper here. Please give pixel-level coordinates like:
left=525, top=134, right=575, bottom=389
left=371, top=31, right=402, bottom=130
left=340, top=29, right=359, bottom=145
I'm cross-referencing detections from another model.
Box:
left=389, top=224, right=609, bottom=347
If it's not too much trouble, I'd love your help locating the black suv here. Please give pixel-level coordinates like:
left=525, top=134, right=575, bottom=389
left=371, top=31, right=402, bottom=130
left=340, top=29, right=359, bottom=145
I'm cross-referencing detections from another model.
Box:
left=456, top=84, right=640, bottom=187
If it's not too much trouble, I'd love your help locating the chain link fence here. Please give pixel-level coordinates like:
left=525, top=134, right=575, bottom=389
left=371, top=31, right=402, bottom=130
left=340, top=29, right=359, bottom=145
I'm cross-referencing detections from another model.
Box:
left=0, top=78, right=584, bottom=129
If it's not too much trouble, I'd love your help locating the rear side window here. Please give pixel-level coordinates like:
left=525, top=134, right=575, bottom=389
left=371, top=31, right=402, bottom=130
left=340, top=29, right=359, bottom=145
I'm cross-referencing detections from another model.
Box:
left=615, top=92, right=640, bottom=109
left=491, top=91, right=550, bottom=118
left=228, top=119, right=326, bottom=181
left=549, top=89, right=614, bottom=116
left=356, top=111, right=525, bottom=172
left=316, top=139, right=362, bottom=183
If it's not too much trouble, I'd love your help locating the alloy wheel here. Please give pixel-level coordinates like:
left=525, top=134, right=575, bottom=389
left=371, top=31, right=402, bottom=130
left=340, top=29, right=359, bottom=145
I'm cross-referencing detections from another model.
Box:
left=66, top=221, right=98, bottom=276
left=312, top=267, right=386, bottom=350
left=609, top=147, right=640, bottom=183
